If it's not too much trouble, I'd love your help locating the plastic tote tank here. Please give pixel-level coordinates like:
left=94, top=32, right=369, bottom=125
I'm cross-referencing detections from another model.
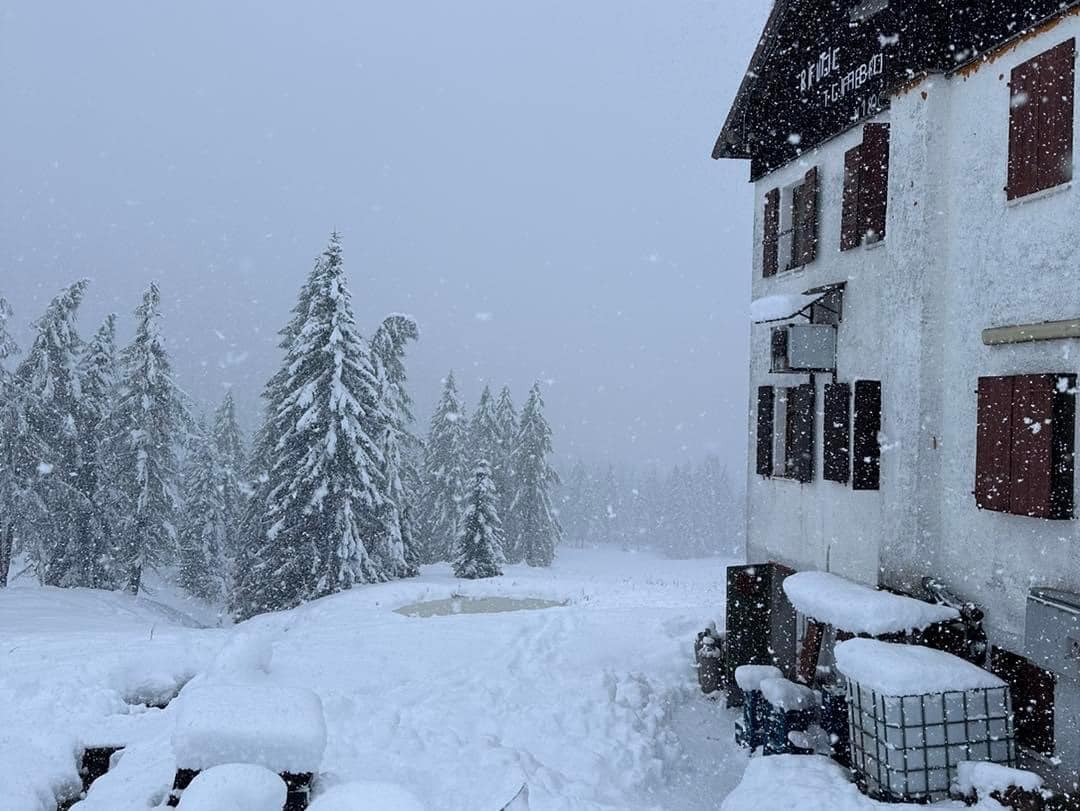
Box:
left=835, top=639, right=1015, bottom=802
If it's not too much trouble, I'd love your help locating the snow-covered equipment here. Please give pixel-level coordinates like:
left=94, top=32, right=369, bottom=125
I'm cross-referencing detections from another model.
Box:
left=1025, top=587, right=1080, bottom=680
left=176, top=763, right=287, bottom=811
left=169, top=685, right=327, bottom=809
left=758, top=677, right=817, bottom=756
left=694, top=624, right=726, bottom=695
left=734, top=665, right=783, bottom=749
left=817, top=686, right=850, bottom=767
left=955, top=761, right=1044, bottom=809
left=725, top=563, right=796, bottom=708
left=836, top=639, right=1015, bottom=803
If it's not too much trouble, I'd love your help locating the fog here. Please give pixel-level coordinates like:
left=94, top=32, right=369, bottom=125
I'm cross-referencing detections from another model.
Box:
left=0, top=1, right=766, bottom=468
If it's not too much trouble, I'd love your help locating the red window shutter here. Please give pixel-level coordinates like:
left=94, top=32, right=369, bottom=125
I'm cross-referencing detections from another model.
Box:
left=1009, top=374, right=1057, bottom=518
left=852, top=380, right=881, bottom=491
left=975, top=376, right=1014, bottom=512
left=1036, top=38, right=1075, bottom=192
left=795, top=166, right=819, bottom=266
left=1008, top=58, right=1041, bottom=199
left=841, top=146, right=862, bottom=251
left=823, top=382, right=851, bottom=484
left=756, top=386, right=775, bottom=476
left=763, top=188, right=780, bottom=277
left=860, top=124, right=890, bottom=243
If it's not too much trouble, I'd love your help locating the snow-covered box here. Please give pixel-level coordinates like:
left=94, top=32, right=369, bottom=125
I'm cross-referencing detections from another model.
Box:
left=835, top=639, right=1015, bottom=802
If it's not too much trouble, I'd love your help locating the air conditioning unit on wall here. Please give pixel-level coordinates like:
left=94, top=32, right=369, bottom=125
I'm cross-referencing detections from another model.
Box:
left=771, top=324, right=836, bottom=373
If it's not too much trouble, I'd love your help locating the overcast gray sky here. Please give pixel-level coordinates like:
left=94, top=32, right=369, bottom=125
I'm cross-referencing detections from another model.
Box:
left=0, top=1, right=767, bottom=469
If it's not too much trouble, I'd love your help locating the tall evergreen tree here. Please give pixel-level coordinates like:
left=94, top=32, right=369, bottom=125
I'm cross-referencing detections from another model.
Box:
left=70, top=314, right=119, bottom=588
left=420, top=371, right=468, bottom=563
left=370, top=314, right=420, bottom=577
left=177, top=418, right=229, bottom=600
left=453, top=460, right=504, bottom=580
left=492, top=386, right=518, bottom=542
left=15, top=280, right=89, bottom=586
left=103, top=283, right=187, bottom=594
left=0, top=297, right=26, bottom=587
left=470, top=385, right=499, bottom=468
left=210, top=390, right=247, bottom=566
left=508, top=383, right=562, bottom=567
left=235, top=234, right=385, bottom=617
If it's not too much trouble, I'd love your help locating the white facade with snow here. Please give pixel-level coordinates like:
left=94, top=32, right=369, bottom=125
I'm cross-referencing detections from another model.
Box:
left=716, top=0, right=1080, bottom=792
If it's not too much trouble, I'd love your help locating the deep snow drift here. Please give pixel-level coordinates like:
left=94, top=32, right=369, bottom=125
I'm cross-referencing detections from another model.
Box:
left=0, top=548, right=744, bottom=810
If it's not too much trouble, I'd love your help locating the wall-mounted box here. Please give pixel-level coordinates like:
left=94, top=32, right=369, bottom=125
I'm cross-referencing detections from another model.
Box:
left=1026, top=588, right=1080, bottom=680
left=770, top=324, right=836, bottom=373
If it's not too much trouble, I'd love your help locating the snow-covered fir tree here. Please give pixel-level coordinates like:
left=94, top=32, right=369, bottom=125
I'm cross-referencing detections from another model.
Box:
left=15, top=280, right=89, bottom=586
left=235, top=234, right=385, bottom=617
left=470, top=385, right=499, bottom=468
left=453, top=459, right=504, bottom=580
left=210, top=390, right=246, bottom=565
left=419, top=371, right=468, bottom=563
left=177, top=417, right=229, bottom=601
left=70, top=313, right=119, bottom=588
left=0, top=297, right=24, bottom=587
left=370, top=313, right=420, bottom=578
left=492, top=385, right=518, bottom=543
left=103, top=283, right=187, bottom=594
left=508, top=382, right=561, bottom=567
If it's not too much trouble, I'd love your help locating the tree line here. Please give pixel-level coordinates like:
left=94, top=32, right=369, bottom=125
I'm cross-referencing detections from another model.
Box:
left=0, top=234, right=562, bottom=619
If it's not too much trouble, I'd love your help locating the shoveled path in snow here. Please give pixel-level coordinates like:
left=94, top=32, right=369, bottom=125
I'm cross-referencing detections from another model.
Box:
left=0, top=548, right=746, bottom=810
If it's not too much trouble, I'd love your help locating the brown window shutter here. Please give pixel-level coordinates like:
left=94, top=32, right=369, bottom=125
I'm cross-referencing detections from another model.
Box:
left=1009, top=54, right=1043, bottom=199
left=786, top=383, right=816, bottom=484
left=975, top=376, right=1015, bottom=511
left=1050, top=374, right=1076, bottom=519
left=1009, top=374, right=1057, bottom=518
left=823, top=382, right=851, bottom=483
left=795, top=166, right=819, bottom=266
left=841, top=146, right=862, bottom=251
left=860, top=124, right=890, bottom=243
left=852, top=380, right=881, bottom=490
left=763, top=188, right=780, bottom=277
left=756, top=386, right=775, bottom=476
left=1037, top=38, right=1075, bottom=192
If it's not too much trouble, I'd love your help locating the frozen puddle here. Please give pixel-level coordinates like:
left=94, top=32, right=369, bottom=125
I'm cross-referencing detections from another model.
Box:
left=394, top=596, right=566, bottom=617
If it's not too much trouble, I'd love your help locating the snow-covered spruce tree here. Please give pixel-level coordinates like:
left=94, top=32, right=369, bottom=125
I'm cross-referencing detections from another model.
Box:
left=492, top=385, right=518, bottom=548
left=370, top=314, right=420, bottom=577
left=210, top=390, right=247, bottom=567
left=453, top=460, right=504, bottom=580
left=177, top=418, right=229, bottom=601
left=509, top=383, right=562, bottom=567
left=69, top=313, right=119, bottom=588
left=238, top=234, right=386, bottom=615
left=0, top=297, right=26, bottom=587
left=470, top=385, right=499, bottom=468
left=103, top=283, right=187, bottom=594
left=14, top=280, right=90, bottom=586
left=419, top=371, right=469, bottom=563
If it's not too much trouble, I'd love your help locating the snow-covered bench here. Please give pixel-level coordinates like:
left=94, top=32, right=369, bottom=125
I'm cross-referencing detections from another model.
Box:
left=168, top=685, right=327, bottom=809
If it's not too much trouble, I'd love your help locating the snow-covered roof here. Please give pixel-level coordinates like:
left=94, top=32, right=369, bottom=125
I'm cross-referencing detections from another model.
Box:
left=750, top=292, right=825, bottom=323
left=782, top=571, right=958, bottom=635
left=172, top=685, right=327, bottom=773
left=835, top=639, right=1006, bottom=697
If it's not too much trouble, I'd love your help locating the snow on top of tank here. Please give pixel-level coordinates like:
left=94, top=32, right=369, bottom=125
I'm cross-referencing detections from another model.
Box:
left=835, top=639, right=1005, bottom=697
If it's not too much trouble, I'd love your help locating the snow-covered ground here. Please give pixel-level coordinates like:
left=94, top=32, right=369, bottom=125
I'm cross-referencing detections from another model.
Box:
left=0, top=548, right=750, bottom=810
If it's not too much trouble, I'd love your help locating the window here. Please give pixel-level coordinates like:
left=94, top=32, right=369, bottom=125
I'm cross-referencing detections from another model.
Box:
left=755, top=384, right=814, bottom=482
left=841, top=124, right=890, bottom=250
left=852, top=380, right=881, bottom=490
left=990, top=647, right=1056, bottom=756
left=762, top=166, right=818, bottom=277
left=1007, top=39, right=1075, bottom=201
left=975, top=374, right=1076, bottom=519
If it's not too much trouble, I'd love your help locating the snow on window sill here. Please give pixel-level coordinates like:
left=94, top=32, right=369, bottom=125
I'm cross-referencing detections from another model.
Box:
left=1005, top=181, right=1072, bottom=208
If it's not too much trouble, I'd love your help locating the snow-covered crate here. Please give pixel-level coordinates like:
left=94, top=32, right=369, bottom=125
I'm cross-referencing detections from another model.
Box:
left=837, top=640, right=1015, bottom=802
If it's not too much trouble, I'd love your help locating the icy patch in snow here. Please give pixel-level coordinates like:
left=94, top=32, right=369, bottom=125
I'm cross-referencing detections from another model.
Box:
left=835, top=639, right=1005, bottom=696
left=733, top=664, right=783, bottom=692
left=172, top=685, right=327, bottom=773
left=955, top=761, right=1043, bottom=798
left=308, top=781, right=426, bottom=811
left=176, top=764, right=286, bottom=811
left=783, top=571, right=958, bottom=635
left=394, top=596, right=566, bottom=617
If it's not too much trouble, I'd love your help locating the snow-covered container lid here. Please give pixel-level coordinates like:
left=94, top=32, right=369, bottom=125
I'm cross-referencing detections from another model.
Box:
left=734, top=664, right=783, bottom=692
left=759, top=677, right=818, bottom=711
left=835, top=639, right=1005, bottom=697
left=750, top=292, right=826, bottom=323
left=172, top=685, right=327, bottom=773
left=783, top=571, right=959, bottom=635
left=177, top=763, right=286, bottom=810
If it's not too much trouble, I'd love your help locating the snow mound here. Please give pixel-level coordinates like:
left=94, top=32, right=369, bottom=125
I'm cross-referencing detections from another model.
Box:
left=760, top=677, right=817, bottom=710
left=308, top=781, right=426, bottom=811
left=734, top=664, right=783, bottom=692
left=0, top=732, right=81, bottom=811
left=176, top=763, right=286, bottom=810
left=207, top=631, right=273, bottom=679
left=783, top=571, right=958, bottom=635
left=172, top=685, right=326, bottom=772
left=721, top=754, right=873, bottom=810
left=956, top=761, right=1043, bottom=797
left=835, top=639, right=1005, bottom=696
